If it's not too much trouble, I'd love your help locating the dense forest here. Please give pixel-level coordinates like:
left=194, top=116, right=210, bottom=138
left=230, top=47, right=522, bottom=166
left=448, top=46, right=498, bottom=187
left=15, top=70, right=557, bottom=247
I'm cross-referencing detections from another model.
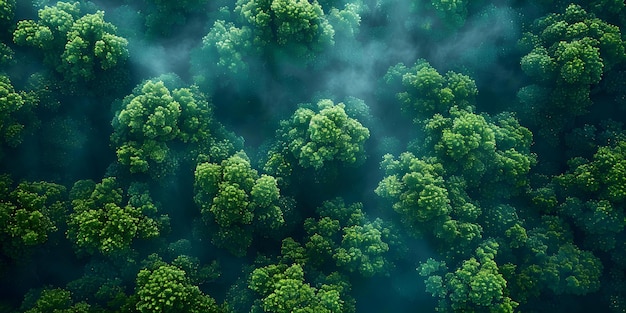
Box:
left=0, top=0, right=625, bottom=312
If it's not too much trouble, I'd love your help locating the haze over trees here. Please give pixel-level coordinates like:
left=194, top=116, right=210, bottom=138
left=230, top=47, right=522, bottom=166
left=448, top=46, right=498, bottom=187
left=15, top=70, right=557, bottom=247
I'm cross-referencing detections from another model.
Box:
left=1, top=0, right=625, bottom=312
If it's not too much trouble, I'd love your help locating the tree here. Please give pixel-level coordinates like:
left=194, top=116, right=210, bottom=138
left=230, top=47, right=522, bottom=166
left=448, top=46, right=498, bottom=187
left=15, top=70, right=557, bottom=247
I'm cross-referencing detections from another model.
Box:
left=249, top=263, right=350, bottom=313
left=66, top=178, right=167, bottom=256
left=384, top=59, right=477, bottom=121
left=111, top=79, right=218, bottom=177
left=418, top=240, right=518, bottom=312
left=13, top=2, right=128, bottom=84
left=295, top=198, right=402, bottom=277
left=424, top=108, right=535, bottom=193
left=264, top=99, right=370, bottom=186
left=517, top=4, right=626, bottom=140
left=135, top=261, right=219, bottom=313
left=194, top=152, right=287, bottom=256
left=234, top=0, right=335, bottom=61
left=0, top=75, right=39, bottom=157
left=0, top=175, right=66, bottom=259
left=21, top=288, right=95, bottom=313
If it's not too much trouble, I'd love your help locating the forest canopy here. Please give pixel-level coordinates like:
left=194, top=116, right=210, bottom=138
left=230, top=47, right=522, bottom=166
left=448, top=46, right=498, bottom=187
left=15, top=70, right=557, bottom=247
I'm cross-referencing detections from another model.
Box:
left=1, top=0, right=625, bottom=312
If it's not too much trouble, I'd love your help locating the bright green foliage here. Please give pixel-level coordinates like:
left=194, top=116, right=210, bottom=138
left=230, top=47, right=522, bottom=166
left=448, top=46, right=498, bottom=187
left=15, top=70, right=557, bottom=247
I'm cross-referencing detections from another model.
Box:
left=384, top=60, right=477, bottom=120
left=426, top=109, right=496, bottom=183
left=375, top=152, right=450, bottom=232
left=280, top=237, right=309, bottom=265
left=327, top=2, right=361, bottom=39
left=112, top=80, right=214, bottom=175
left=375, top=152, right=484, bottom=252
left=13, top=2, right=128, bottom=82
left=59, top=12, right=128, bottom=80
left=553, top=38, right=603, bottom=85
left=200, top=20, right=252, bottom=77
left=249, top=263, right=347, bottom=313
left=135, top=262, right=219, bottom=313
left=424, top=108, right=535, bottom=190
left=235, top=0, right=334, bottom=60
left=22, top=288, right=93, bottom=313
left=0, top=75, right=38, bottom=150
left=0, top=175, right=66, bottom=258
left=334, top=221, right=390, bottom=277
left=419, top=241, right=518, bottom=312
left=266, top=99, right=370, bottom=181
left=194, top=152, right=286, bottom=256
left=66, top=178, right=165, bottom=255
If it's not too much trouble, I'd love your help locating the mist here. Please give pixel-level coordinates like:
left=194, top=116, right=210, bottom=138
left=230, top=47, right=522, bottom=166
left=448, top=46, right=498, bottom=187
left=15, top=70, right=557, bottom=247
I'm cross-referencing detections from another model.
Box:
left=0, top=0, right=624, bottom=312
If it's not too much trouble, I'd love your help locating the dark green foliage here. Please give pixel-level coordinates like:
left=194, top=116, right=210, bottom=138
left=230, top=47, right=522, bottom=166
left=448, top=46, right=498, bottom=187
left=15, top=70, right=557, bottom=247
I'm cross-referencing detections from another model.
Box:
left=0, top=75, right=39, bottom=156
left=143, top=0, right=209, bottom=38
left=0, top=0, right=15, bottom=27
left=518, top=3, right=626, bottom=139
left=2, top=0, right=626, bottom=311
left=21, top=288, right=96, bottom=313
left=0, top=175, right=66, bottom=259
left=292, top=198, right=402, bottom=277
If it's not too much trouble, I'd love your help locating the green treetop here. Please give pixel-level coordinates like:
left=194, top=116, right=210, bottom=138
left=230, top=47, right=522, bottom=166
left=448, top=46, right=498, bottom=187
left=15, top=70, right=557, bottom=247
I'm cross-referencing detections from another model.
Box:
left=295, top=198, right=402, bottom=277
left=194, top=152, right=287, bottom=256
left=264, top=99, right=370, bottom=185
left=135, top=261, right=219, bottom=313
left=111, top=79, right=216, bottom=176
left=21, top=288, right=94, bottom=313
left=13, top=2, right=128, bottom=83
left=424, top=108, right=536, bottom=193
left=418, top=240, right=518, bottom=313
left=248, top=263, right=350, bottom=313
left=193, top=20, right=253, bottom=89
left=376, top=152, right=486, bottom=260
left=556, top=140, right=626, bottom=202
left=375, top=152, right=451, bottom=233
left=234, top=0, right=335, bottom=60
left=0, top=175, right=66, bottom=259
left=517, top=4, right=626, bottom=139
left=66, top=178, right=167, bottom=256
left=384, top=60, right=477, bottom=121
left=539, top=139, right=626, bottom=253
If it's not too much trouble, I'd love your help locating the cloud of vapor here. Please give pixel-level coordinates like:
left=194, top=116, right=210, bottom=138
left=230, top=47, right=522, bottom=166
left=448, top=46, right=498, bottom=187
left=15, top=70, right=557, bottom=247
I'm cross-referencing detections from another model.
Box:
left=428, top=4, right=521, bottom=73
